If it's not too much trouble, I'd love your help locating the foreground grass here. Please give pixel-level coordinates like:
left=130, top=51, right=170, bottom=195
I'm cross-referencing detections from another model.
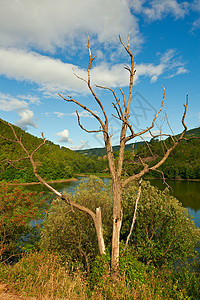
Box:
left=0, top=251, right=199, bottom=300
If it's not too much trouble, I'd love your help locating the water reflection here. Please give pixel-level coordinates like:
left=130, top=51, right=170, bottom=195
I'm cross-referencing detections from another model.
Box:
left=23, top=177, right=200, bottom=228
left=149, top=179, right=200, bottom=228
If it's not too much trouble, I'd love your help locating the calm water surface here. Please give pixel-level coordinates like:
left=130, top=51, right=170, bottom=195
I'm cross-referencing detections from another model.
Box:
left=24, top=177, right=200, bottom=228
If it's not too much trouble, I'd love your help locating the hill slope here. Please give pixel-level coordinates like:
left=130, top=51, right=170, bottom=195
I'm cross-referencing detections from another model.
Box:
left=0, top=119, right=107, bottom=182
left=77, top=126, right=200, bottom=180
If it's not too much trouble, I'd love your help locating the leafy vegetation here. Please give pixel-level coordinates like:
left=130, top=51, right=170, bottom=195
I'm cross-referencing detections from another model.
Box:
left=0, top=119, right=108, bottom=182
left=0, top=177, right=199, bottom=299
left=40, top=177, right=200, bottom=271
left=40, top=176, right=113, bottom=272
left=0, top=183, right=49, bottom=261
left=76, top=127, right=200, bottom=180
left=0, top=177, right=199, bottom=298
left=112, top=128, right=200, bottom=180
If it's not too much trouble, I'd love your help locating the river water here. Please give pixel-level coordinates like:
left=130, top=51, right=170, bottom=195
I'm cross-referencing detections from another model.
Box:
left=24, top=177, right=200, bottom=228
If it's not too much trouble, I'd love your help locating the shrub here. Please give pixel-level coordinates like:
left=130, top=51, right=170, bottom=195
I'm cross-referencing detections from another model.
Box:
left=122, top=181, right=200, bottom=267
left=40, top=176, right=112, bottom=272
left=0, top=183, right=49, bottom=261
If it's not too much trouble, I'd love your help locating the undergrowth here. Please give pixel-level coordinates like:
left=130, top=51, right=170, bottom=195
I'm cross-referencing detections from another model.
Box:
left=0, top=250, right=199, bottom=299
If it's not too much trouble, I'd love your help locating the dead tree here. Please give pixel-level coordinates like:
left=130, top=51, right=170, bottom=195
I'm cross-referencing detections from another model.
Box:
left=0, top=31, right=189, bottom=272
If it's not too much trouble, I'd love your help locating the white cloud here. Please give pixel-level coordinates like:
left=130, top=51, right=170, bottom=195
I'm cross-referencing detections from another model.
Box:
left=191, top=17, right=200, bottom=31
left=0, top=48, right=88, bottom=94
left=70, top=140, right=90, bottom=150
left=0, top=92, right=28, bottom=111
left=16, top=109, right=39, bottom=130
left=56, top=129, right=73, bottom=144
left=0, top=92, right=40, bottom=111
left=0, top=0, right=142, bottom=52
left=130, top=0, right=145, bottom=13
left=54, top=112, right=65, bottom=118
left=192, top=0, right=200, bottom=12
left=135, top=63, right=164, bottom=83
left=0, top=48, right=188, bottom=96
left=71, top=110, right=100, bottom=118
left=142, top=0, right=189, bottom=20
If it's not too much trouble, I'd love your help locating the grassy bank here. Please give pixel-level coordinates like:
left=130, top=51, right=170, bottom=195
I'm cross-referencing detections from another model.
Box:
left=0, top=251, right=199, bottom=300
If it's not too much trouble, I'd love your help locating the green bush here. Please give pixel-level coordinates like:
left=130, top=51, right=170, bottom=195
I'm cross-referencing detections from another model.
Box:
left=0, top=183, right=49, bottom=261
left=40, top=176, right=200, bottom=273
left=40, top=176, right=112, bottom=271
left=122, top=181, right=200, bottom=267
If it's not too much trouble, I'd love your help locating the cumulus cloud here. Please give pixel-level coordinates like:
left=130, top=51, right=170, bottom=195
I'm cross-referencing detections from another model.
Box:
left=0, top=48, right=88, bottom=94
left=142, top=0, right=189, bottom=20
left=0, top=47, right=188, bottom=95
left=56, top=129, right=73, bottom=144
left=0, top=92, right=28, bottom=111
left=0, top=92, right=39, bottom=111
left=16, top=109, right=39, bottom=130
left=0, top=0, right=142, bottom=52
left=70, top=140, right=90, bottom=150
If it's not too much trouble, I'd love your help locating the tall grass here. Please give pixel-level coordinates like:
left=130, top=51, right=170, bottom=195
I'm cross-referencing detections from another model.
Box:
left=0, top=252, right=88, bottom=299
left=0, top=251, right=199, bottom=299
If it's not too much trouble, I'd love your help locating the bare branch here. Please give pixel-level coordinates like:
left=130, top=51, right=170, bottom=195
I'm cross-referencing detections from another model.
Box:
left=76, top=111, right=103, bottom=134
left=86, top=37, right=108, bottom=124
left=154, top=169, right=173, bottom=192
left=164, top=111, right=177, bottom=142
left=58, top=93, right=105, bottom=129
left=0, top=157, right=28, bottom=170
left=96, top=85, right=124, bottom=119
left=125, top=86, right=166, bottom=143
left=122, top=95, right=189, bottom=188
left=123, top=178, right=142, bottom=252
left=72, top=67, right=88, bottom=84
left=120, top=88, right=127, bottom=114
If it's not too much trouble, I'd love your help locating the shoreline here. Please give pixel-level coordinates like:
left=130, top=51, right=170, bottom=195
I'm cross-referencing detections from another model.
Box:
left=2, top=178, right=78, bottom=186
left=1, top=176, right=199, bottom=186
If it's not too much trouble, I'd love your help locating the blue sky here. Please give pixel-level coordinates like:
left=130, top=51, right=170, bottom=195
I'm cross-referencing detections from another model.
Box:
left=0, top=0, right=199, bottom=150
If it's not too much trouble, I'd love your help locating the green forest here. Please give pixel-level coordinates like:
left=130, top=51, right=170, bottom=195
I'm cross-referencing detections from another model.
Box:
left=0, top=119, right=199, bottom=183
left=0, top=119, right=107, bottom=182
left=77, top=127, right=200, bottom=180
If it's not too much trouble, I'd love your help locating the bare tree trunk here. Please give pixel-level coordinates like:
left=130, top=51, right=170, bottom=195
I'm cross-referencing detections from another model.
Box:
left=111, top=180, right=122, bottom=269
left=94, top=207, right=106, bottom=255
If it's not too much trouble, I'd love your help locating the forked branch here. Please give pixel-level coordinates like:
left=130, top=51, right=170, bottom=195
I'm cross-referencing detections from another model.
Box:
left=122, top=94, right=189, bottom=188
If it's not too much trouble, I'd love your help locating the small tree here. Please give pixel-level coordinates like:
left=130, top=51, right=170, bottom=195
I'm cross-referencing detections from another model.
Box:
left=0, top=31, right=191, bottom=272
left=0, top=183, right=48, bottom=261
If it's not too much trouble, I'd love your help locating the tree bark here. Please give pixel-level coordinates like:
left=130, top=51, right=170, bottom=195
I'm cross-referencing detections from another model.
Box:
left=94, top=207, right=106, bottom=255
left=111, top=180, right=122, bottom=269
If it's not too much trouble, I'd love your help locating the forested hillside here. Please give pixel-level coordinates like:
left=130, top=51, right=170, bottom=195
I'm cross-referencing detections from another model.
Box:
left=121, top=128, right=200, bottom=180
left=0, top=119, right=199, bottom=182
left=78, top=127, right=200, bottom=180
left=0, top=119, right=107, bottom=182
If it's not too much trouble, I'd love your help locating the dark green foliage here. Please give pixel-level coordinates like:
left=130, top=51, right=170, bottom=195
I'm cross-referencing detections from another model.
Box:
left=122, top=181, right=200, bottom=267
left=40, top=176, right=112, bottom=271
left=0, top=119, right=108, bottom=182
left=77, top=127, right=200, bottom=180
left=89, top=247, right=200, bottom=299
left=41, top=176, right=200, bottom=272
left=76, top=141, right=144, bottom=157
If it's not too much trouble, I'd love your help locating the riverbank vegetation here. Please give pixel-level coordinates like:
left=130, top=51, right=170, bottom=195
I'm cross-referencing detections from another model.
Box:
left=0, top=177, right=200, bottom=299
